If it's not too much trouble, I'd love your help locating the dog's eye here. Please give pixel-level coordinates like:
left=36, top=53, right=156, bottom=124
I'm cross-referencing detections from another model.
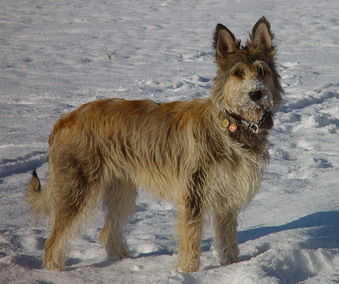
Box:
left=234, top=70, right=244, bottom=78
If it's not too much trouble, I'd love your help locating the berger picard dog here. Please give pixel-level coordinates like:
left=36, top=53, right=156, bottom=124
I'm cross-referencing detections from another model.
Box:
left=27, top=17, right=283, bottom=272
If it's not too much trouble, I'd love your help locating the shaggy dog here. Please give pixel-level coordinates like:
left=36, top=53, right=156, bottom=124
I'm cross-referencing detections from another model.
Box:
left=27, top=17, right=283, bottom=272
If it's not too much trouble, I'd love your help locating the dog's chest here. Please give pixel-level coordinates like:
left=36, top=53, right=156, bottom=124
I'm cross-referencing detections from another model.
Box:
left=206, top=139, right=267, bottom=209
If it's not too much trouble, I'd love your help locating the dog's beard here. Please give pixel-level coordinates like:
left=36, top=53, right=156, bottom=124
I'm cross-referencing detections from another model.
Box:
left=236, top=104, right=273, bottom=130
left=230, top=80, right=273, bottom=121
left=258, top=111, right=273, bottom=130
left=233, top=103, right=274, bottom=132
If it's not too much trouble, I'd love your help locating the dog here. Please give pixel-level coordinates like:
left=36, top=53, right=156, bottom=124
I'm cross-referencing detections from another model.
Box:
left=27, top=17, right=283, bottom=272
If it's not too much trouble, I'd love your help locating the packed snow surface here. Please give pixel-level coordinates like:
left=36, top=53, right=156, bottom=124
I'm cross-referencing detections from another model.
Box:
left=0, top=0, right=338, bottom=283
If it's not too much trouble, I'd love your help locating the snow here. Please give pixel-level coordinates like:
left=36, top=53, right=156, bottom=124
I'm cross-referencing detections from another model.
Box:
left=1, top=0, right=338, bottom=283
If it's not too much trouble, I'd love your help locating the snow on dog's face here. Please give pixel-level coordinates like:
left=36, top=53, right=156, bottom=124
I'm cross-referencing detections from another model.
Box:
left=222, top=61, right=274, bottom=128
left=212, top=17, right=283, bottom=130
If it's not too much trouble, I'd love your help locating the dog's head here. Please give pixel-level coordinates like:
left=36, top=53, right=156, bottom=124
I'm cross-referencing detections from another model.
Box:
left=212, top=17, right=283, bottom=131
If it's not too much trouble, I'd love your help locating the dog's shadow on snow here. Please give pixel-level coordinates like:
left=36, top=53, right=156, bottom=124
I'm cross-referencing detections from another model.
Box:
left=238, top=210, right=339, bottom=244
left=11, top=254, right=82, bottom=270
left=12, top=254, right=42, bottom=269
left=13, top=211, right=338, bottom=270
left=202, top=210, right=339, bottom=252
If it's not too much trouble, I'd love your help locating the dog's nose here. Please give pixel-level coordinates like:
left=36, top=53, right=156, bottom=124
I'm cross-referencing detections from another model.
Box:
left=249, top=90, right=262, bottom=101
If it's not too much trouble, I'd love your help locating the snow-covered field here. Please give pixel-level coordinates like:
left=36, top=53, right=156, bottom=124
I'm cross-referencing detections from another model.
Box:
left=1, top=0, right=338, bottom=283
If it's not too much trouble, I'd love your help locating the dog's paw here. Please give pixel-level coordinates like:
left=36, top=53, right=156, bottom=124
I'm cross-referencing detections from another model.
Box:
left=106, top=247, right=129, bottom=261
left=212, top=241, right=238, bottom=266
left=176, top=256, right=200, bottom=273
left=177, top=263, right=200, bottom=273
left=43, top=260, right=64, bottom=270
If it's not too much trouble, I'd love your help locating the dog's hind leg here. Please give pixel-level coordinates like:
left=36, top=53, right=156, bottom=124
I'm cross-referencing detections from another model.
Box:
left=212, top=209, right=239, bottom=266
left=99, top=178, right=136, bottom=260
left=43, top=163, right=101, bottom=270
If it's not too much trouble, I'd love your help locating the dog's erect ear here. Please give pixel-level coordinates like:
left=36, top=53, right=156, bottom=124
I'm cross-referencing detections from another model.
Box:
left=251, top=17, right=273, bottom=50
left=214, top=24, right=238, bottom=58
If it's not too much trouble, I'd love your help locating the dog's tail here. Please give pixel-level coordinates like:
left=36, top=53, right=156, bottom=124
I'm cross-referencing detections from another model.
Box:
left=26, top=169, right=50, bottom=217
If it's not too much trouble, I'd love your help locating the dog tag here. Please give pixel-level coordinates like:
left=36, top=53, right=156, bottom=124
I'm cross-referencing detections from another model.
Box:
left=222, top=119, right=230, bottom=128
left=229, top=124, right=237, bottom=132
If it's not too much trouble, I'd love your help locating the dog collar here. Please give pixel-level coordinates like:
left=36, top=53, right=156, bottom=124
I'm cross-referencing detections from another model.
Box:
left=222, top=118, right=237, bottom=132
left=221, top=110, right=259, bottom=134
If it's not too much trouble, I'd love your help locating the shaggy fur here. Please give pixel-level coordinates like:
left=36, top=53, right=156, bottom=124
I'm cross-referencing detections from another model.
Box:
left=27, top=17, right=283, bottom=272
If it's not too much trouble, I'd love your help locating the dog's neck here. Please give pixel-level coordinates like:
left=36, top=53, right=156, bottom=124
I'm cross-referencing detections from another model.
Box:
left=220, top=109, right=259, bottom=134
left=217, top=108, right=269, bottom=153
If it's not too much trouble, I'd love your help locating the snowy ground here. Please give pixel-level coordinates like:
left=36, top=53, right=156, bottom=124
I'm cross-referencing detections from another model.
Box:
left=1, top=0, right=338, bottom=283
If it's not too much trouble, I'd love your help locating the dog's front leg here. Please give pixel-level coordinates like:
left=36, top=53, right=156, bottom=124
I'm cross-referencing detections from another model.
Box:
left=212, top=209, right=239, bottom=266
left=176, top=191, right=204, bottom=273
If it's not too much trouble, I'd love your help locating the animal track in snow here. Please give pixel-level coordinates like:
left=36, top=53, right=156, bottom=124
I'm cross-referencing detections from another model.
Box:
left=0, top=151, right=46, bottom=179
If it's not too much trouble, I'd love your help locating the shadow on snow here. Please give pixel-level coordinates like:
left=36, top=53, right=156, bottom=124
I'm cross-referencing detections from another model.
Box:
left=10, top=211, right=338, bottom=271
left=238, top=210, right=339, bottom=245
left=202, top=210, right=339, bottom=252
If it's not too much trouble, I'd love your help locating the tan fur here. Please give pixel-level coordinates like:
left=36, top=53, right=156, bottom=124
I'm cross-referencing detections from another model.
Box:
left=26, top=17, right=283, bottom=272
